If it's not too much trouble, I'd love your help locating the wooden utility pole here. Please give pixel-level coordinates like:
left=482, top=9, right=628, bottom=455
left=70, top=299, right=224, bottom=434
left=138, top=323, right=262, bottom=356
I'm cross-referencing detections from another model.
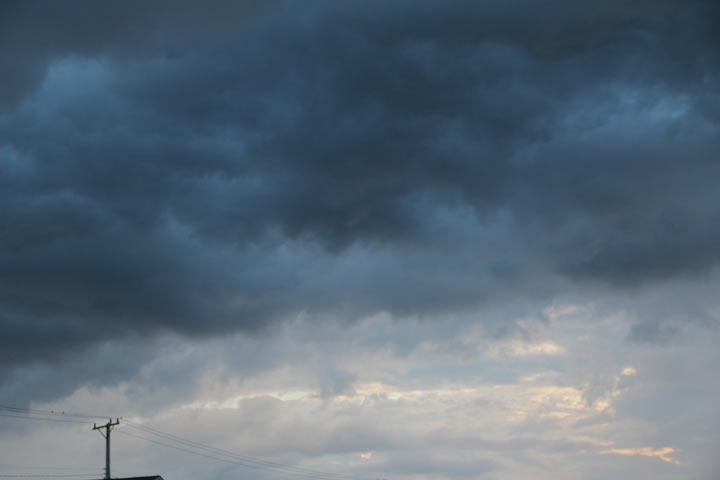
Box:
left=93, top=418, right=120, bottom=479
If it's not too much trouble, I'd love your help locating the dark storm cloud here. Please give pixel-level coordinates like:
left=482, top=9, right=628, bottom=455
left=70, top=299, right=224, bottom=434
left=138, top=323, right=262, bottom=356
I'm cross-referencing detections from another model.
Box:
left=2, top=0, right=720, bottom=377
left=0, top=0, right=273, bottom=106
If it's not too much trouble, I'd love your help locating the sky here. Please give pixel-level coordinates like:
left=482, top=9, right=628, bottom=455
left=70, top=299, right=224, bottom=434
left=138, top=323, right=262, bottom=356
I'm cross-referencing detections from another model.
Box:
left=1, top=0, right=719, bottom=479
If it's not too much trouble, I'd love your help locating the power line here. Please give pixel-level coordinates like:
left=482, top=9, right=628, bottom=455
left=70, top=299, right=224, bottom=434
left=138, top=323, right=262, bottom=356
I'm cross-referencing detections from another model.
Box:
left=0, top=406, right=112, bottom=420
left=124, top=419, right=369, bottom=480
left=115, top=429, right=343, bottom=480
left=0, top=466, right=99, bottom=472
left=0, top=475, right=99, bottom=478
left=0, top=405, right=378, bottom=480
left=122, top=421, right=352, bottom=479
left=0, top=413, right=89, bottom=425
left=121, top=420, right=369, bottom=480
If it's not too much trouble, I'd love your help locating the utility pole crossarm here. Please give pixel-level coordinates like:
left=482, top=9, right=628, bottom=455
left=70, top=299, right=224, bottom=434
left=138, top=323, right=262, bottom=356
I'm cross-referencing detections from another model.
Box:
left=93, top=418, right=120, bottom=480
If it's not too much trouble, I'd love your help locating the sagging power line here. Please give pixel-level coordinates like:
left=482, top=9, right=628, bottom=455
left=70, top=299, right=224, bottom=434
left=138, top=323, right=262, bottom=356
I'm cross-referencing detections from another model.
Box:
left=0, top=475, right=100, bottom=479
left=0, top=405, right=380, bottom=480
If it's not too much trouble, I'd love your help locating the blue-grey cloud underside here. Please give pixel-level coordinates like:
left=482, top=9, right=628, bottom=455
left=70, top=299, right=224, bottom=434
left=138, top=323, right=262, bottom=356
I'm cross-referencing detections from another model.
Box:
left=1, top=0, right=719, bottom=376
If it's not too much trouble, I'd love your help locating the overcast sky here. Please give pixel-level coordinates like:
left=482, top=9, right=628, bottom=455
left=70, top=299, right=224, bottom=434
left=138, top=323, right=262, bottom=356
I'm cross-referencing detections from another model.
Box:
left=1, top=1, right=719, bottom=479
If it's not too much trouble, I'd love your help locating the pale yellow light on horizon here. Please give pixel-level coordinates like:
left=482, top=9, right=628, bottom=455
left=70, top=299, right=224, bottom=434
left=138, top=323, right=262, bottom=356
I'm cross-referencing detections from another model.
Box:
left=599, top=446, right=679, bottom=465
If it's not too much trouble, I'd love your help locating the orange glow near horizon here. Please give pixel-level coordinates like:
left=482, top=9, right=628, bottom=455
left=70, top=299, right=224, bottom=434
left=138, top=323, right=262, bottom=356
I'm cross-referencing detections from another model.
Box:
left=599, top=446, right=679, bottom=465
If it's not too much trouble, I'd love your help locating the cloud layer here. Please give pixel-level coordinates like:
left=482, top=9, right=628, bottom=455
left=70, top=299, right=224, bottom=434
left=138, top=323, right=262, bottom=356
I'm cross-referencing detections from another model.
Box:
left=1, top=5, right=720, bottom=477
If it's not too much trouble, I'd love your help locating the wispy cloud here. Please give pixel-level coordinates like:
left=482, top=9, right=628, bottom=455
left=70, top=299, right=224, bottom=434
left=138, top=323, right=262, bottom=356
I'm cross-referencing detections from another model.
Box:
left=599, top=447, right=680, bottom=465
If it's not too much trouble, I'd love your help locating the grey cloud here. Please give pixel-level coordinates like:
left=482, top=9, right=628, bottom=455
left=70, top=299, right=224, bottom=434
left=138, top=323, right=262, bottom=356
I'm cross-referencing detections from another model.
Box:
left=0, top=0, right=274, bottom=106
left=0, top=339, right=157, bottom=406
left=2, top=0, right=720, bottom=396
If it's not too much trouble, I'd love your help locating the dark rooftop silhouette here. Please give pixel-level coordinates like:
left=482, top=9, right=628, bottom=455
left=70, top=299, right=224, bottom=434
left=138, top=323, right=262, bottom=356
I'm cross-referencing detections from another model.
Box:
left=101, top=477, right=164, bottom=480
